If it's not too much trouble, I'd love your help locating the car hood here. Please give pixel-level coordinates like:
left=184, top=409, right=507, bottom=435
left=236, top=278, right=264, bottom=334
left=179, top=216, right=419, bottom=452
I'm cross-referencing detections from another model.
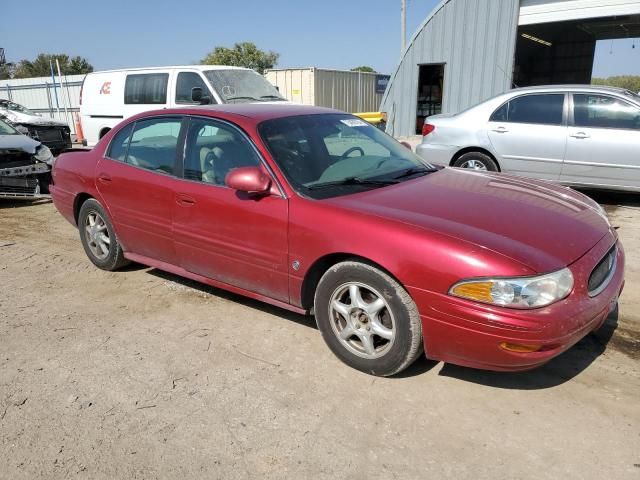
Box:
left=326, top=168, right=611, bottom=273
left=0, top=133, right=40, bottom=154
left=2, top=110, right=68, bottom=127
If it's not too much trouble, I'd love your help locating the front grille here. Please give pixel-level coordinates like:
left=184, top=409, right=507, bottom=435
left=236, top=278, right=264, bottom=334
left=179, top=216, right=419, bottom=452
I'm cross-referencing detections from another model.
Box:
left=0, top=176, right=39, bottom=196
left=35, top=128, right=64, bottom=142
left=588, top=245, right=617, bottom=296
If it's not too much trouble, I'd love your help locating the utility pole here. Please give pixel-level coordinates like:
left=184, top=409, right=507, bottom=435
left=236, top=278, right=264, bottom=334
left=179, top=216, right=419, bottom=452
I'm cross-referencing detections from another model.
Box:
left=401, top=0, right=407, bottom=52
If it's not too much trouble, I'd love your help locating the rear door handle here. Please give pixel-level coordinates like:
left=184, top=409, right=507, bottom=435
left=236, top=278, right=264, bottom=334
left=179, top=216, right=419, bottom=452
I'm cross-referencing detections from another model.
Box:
left=570, top=132, right=590, bottom=139
left=97, top=173, right=112, bottom=183
left=176, top=194, right=196, bottom=207
left=492, top=127, right=509, bottom=133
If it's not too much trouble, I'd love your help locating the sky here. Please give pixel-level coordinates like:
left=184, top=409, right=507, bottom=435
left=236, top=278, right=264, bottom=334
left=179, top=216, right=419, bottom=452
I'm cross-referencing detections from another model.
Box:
left=2, top=0, right=639, bottom=78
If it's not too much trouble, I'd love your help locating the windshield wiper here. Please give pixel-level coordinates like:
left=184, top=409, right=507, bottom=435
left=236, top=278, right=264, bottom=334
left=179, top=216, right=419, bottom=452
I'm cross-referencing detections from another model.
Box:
left=225, top=96, right=260, bottom=102
left=260, top=95, right=285, bottom=100
left=392, top=166, right=437, bottom=180
left=307, top=177, right=399, bottom=190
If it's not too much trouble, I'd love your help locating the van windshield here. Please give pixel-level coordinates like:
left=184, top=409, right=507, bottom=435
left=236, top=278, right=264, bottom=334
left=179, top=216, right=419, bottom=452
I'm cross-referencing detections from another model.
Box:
left=204, top=70, right=285, bottom=104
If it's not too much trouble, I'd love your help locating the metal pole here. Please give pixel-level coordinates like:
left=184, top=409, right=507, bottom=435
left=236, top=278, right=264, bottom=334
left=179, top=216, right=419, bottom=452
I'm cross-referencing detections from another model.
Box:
left=401, top=0, right=407, bottom=52
left=49, top=60, right=60, bottom=117
left=55, top=59, right=71, bottom=127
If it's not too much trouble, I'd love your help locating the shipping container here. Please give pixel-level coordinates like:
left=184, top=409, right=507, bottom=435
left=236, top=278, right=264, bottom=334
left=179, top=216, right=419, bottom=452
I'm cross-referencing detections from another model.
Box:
left=265, top=68, right=390, bottom=113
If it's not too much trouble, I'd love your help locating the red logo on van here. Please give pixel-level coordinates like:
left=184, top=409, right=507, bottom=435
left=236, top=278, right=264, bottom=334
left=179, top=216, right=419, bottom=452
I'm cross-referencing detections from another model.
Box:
left=100, top=82, right=111, bottom=95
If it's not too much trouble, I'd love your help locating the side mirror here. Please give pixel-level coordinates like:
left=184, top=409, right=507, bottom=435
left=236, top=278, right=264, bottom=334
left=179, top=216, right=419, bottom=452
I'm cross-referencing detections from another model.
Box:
left=400, top=141, right=412, bottom=151
left=191, top=87, right=211, bottom=105
left=225, top=166, right=271, bottom=195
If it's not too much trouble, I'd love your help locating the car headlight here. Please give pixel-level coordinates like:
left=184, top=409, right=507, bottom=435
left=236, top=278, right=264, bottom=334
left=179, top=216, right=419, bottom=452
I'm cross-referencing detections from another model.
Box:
left=34, top=145, right=54, bottom=165
left=449, top=268, right=574, bottom=309
left=15, top=124, right=30, bottom=135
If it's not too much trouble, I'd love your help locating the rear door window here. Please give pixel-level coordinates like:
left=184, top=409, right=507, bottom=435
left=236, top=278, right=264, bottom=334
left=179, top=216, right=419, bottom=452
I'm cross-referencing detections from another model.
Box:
left=490, top=94, right=565, bottom=125
left=573, top=94, right=640, bottom=130
left=106, top=123, right=134, bottom=161
left=124, top=73, right=169, bottom=104
left=125, top=117, right=183, bottom=174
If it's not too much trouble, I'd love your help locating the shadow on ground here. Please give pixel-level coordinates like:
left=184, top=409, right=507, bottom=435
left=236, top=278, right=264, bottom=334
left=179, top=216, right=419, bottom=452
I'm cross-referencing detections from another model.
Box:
left=0, top=198, right=52, bottom=209
left=576, top=189, right=640, bottom=210
left=148, top=268, right=317, bottom=331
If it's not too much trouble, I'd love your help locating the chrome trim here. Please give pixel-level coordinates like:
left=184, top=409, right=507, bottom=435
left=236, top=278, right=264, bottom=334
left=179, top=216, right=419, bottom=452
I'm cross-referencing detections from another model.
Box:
left=588, top=246, right=618, bottom=298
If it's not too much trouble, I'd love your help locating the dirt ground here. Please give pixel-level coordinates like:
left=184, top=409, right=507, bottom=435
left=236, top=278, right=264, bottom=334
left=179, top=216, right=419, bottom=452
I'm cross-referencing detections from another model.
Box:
left=1, top=191, right=639, bottom=480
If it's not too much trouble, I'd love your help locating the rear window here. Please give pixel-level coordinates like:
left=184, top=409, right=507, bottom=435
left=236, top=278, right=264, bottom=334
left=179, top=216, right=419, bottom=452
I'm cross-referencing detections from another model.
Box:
left=490, top=94, right=565, bottom=126
left=124, top=73, right=169, bottom=105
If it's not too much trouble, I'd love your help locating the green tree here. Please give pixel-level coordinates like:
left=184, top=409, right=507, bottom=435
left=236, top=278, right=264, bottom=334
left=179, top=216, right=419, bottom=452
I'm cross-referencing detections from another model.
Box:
left=592, top=75, right=640, bottom=92
left=13, top=53, right=93, bottom=79
left=0, top=64, right=13, bottom=80
left=351, top=66, right=376, bottom=73
left=200, top=42, right=279, bottom=74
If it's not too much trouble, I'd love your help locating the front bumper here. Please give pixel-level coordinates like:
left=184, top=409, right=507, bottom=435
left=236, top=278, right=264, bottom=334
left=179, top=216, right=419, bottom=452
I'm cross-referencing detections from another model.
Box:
left=0, top=162, right=51, bottom=199
left=409, top=232, right=625, bottom=371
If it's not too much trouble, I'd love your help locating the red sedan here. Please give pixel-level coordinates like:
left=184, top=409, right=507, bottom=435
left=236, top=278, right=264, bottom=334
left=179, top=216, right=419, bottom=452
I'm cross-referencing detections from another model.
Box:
left=50, top=104, right=625, bottom=376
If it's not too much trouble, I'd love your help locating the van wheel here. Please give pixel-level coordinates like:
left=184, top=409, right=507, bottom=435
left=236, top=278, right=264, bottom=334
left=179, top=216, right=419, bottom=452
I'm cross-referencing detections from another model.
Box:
left=314, top=261, right=423, bottom=377
left=453, top=152, right=498, bottom=171
left=78, top=199, right=129, bottom=271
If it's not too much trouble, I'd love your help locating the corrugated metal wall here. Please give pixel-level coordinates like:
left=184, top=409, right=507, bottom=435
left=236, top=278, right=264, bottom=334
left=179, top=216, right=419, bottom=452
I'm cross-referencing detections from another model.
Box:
left=380, top=0, right=520, bottom=137
left=265, top=68, right=385, bottom=113
left=0, top=74, right=85, bottom=134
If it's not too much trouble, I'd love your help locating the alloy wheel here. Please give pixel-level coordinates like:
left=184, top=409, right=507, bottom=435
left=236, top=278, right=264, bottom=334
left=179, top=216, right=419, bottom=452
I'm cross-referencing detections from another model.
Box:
left=84, top=211, right=111, bottom=260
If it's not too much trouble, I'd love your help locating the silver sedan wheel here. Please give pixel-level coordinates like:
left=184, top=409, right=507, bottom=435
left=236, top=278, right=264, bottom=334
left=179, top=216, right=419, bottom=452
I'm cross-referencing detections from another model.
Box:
left=328, top=282, right=396, bottom=359
left=84, top=211, right=111, bottom=260
left=459, top=159, right=488, bottom=170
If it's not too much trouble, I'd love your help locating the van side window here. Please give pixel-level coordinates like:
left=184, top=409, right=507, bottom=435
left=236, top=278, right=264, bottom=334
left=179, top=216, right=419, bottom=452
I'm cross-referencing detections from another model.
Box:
left=125, top=74, right=169, bottom=105
left=106, top=123, right=134, bottom=161
left=125, top=117, right=182, bottom=174
left=176, top=72, right=215, bottom=104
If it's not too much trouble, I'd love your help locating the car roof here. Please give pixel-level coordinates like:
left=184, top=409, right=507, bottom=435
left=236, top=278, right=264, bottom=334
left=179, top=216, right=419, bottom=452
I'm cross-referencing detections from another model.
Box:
left=133, top=103, right=346, bottom=125
left=509, top=84, right=631, bottom=94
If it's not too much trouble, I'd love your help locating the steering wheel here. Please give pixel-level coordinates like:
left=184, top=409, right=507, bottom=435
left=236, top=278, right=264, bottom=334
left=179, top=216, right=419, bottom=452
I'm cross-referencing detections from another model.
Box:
left=340, top=147, right=365, bottom=159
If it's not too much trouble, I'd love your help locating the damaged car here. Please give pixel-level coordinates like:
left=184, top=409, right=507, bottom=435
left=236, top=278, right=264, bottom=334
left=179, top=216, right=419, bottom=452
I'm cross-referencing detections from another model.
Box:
left=0, top=99, right=72, bottom=155
left=0, top=117, right=54, bottom=198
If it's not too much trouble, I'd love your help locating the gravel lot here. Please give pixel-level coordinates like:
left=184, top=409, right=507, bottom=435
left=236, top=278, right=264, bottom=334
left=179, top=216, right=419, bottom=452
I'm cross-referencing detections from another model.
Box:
left=1, top=191, right=639, bottom=479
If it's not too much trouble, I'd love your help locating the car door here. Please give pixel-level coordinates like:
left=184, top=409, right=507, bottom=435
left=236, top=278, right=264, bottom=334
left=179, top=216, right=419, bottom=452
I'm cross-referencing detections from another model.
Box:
left=172, top=116, right=289, bottom=302
left=487, top=93, right=568, bottom=180
left=562, top=93, right=640, bottom=189
left=95, top=116, right=185, bottom=264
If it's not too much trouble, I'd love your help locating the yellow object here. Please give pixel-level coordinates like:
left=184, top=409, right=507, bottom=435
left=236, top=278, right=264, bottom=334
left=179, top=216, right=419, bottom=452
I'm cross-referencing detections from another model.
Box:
left=354, top=111, right=387, bottom=125
left=450, top=282, right=494, bottom=303
left=499, top=342, right=542, bottom=353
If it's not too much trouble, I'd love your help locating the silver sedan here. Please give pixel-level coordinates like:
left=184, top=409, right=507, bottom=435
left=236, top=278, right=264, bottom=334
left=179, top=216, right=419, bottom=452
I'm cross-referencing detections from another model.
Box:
left=416, top=85, right=640, bottom=192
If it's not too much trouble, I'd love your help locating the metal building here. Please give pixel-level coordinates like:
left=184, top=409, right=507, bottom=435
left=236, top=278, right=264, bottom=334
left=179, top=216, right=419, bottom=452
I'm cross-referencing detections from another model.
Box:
left=382, top=0, right=640, bottom=137
left=265, top=68, right=390, bottom=113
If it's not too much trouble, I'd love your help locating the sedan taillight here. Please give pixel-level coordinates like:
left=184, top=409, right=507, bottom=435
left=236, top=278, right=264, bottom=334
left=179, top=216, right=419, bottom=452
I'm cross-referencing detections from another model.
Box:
left=422, top=124, right=435, bottom=136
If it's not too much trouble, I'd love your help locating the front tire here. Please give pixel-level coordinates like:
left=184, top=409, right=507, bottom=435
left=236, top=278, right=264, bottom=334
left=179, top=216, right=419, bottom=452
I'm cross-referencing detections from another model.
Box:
left=78, top=198, right=129, bottom=271
left=452, top=151, right=498, bottom=171
left=314, top=261, right=423, bottom=376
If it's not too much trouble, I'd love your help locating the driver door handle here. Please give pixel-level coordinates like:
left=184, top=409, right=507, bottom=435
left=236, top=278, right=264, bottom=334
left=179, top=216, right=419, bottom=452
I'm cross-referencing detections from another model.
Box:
left=570, top=132, right=590, bottom=139
left=176, top=193, right=196, bottom=207
left=492, top=127, right=509, bottom=133
left=97, top=173, right=112, bottom=183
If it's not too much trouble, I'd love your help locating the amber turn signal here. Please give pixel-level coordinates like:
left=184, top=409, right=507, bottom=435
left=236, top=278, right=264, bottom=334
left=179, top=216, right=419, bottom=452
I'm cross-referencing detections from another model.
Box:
left=499, top=342, right=542, bottom=353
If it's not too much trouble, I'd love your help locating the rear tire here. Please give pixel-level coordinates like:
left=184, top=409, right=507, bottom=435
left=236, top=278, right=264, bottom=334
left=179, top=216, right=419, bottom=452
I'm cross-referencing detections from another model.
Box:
left=78, top=199, right=129, bottom=271
left=314, top=261, right=423, bottom=377
left=453, top=151, right=498, bottom=171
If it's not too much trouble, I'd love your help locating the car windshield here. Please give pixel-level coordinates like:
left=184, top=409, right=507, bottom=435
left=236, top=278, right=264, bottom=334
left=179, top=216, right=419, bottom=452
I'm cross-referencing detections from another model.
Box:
left=204, top=69, right=285, bottom=103
left=0, top=100, right=38, bottom=116
left=259, top=114, right=437, bottom=199
left=0, top=118, right=18, bottom=135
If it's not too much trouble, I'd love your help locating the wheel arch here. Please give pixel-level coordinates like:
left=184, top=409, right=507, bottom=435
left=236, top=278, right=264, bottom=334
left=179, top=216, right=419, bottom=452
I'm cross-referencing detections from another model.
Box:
left=451, top=147, right=500, bottom=171
left=99, top=127, right=111, bottom=139
left=73, top=192, right=95, bottom=225
left=300, top=252, right=405, bottom=312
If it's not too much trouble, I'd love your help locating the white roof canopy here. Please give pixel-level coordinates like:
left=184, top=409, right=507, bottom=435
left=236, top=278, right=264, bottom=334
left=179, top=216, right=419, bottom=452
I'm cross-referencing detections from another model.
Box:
left=519, top=0, right=640, bottom=25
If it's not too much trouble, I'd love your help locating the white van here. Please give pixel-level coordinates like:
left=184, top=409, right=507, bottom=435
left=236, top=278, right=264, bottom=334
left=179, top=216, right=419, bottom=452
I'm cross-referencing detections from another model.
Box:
left=79, top=65, right=285, bottom=146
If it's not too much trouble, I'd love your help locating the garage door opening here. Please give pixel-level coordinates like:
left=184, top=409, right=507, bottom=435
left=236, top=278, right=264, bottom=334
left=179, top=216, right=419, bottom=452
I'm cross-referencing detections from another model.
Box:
left=416, top=64, right=444, bottom=134
left=514, top=14, right=640, bottom=87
